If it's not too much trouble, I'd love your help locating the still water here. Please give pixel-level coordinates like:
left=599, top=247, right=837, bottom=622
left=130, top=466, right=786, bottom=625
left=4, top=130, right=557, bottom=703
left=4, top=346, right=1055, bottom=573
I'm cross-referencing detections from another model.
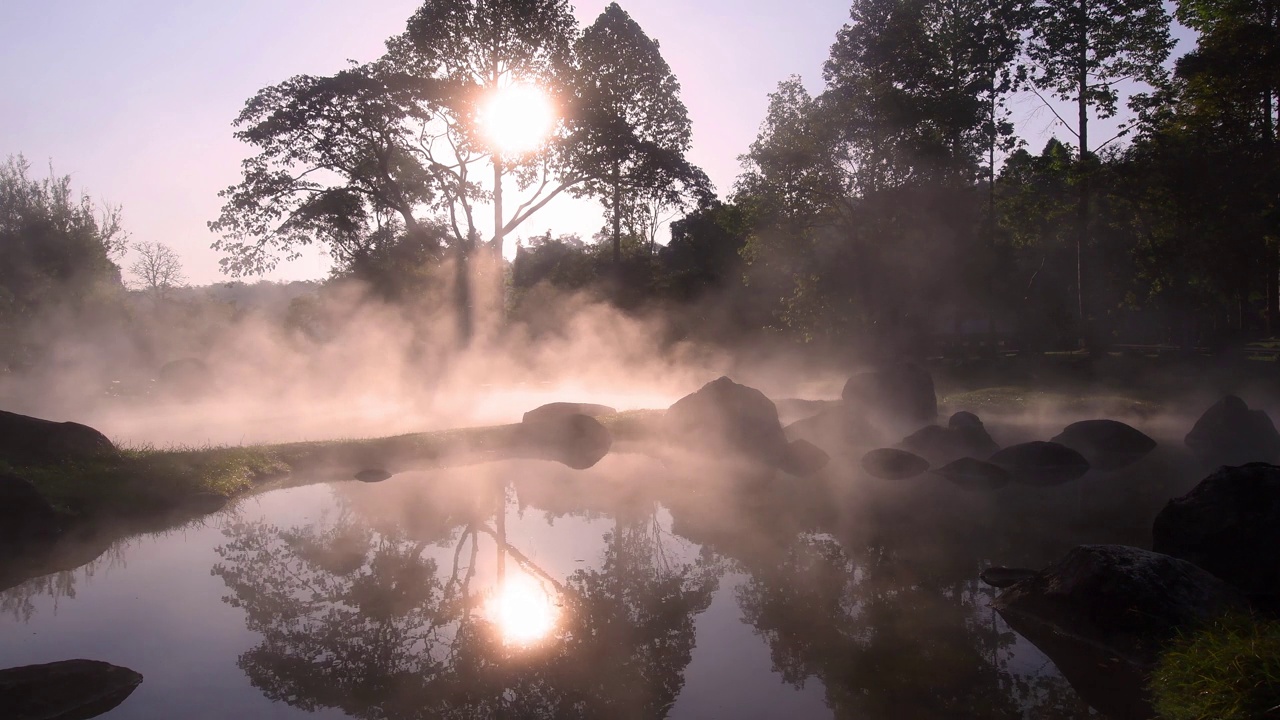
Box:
left=1, top=444, right=1189, bottom=719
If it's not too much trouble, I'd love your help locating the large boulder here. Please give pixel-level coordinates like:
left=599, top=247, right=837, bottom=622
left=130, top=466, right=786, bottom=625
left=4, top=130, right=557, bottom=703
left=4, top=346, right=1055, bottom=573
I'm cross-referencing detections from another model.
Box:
left=664, top=377, right=791, bottom=467
left=899, top=411, right=999, bottom=465
left=522, top=402, right=617, bottom=424
left=1152, top=463, right=1280, bottom=598
left=0, top=410, right=116, bottom=465
left=860, top=448, right=930, bottom=480
left=517, top=413, right=613, bottom=470
left=0, top=659, right=144, bottom=720
left=1052, top=419, right=1156, bottom=471
left=993, top=545, right=1249, bottom=667
left=989, top=441, right=1090, bottom=486
left=1184, top=395, right=1280, bottom=466
left=842, top=361, right=937, bottom=430
left=931, top=457, right=1010, bottom=490
left=0, top=473, right=61, bottom=546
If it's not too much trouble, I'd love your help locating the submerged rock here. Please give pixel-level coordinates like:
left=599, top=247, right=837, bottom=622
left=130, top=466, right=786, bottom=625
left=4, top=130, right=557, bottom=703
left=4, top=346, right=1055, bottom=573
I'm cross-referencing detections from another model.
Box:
left=980, top=566, right=1037, bottom=589
left=931, top=457, right=1010, bottom=490
left=354, top=468, right=394, bottom=483
left=0, top=659, right=144, bottom=720
left=518, top=413, right=613, bottom=470
left=860, top=448, right=930, bottom=480
left=1152, top=462, right=1280, bottom=598
left=900, top=411, right=999, bottom=465
left=664, top=377, right=790, bottom=467
left=1052, top=419, right=1156, bottom=471
left=1184, top=395, right=1280, bottom=466
left=0, top=410, right=116, bottom=465
left=0, top=473, right=61, bottom=546
left=989, top=441, right=1090, bottom=486
left=522, top=402, right=617, bottom=424
left=842, top=361, right=937, bottom=431
left=993, top=545, right=1248, bottom=667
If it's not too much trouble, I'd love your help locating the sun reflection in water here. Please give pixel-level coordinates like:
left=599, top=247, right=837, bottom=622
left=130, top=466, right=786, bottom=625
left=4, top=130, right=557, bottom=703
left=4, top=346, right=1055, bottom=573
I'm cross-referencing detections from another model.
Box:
left=485, top=573, right=559, bottom=646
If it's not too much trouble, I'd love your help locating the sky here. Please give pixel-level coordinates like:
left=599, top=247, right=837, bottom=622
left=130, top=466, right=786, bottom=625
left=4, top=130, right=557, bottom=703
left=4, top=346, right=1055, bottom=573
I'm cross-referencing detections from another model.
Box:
left=0, top=1, right=1191, bottom=287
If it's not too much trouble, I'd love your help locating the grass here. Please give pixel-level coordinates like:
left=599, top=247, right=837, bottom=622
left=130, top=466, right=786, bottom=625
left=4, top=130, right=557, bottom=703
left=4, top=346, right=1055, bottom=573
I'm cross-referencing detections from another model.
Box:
left=1149, top=613, right=1280, bottom=720
left=940, top=386, right=1163, bottom=418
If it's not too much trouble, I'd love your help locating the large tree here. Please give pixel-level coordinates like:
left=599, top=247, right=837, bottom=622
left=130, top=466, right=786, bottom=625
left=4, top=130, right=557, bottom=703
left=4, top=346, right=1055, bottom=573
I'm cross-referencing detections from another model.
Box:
left=567, top=2, right=709, bottom=266
left=1024, top=0, right=1173, bottom=337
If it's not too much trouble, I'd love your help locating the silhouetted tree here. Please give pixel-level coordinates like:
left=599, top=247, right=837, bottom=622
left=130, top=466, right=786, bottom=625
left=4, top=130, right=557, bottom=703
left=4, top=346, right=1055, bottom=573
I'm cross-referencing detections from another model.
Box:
left=128, top=241, right=187, bottom=299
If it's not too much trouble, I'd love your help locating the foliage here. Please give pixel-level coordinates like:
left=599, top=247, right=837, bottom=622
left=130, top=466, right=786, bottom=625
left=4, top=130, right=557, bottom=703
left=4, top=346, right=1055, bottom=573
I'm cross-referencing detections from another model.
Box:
left=1150, top=613, right=1280, bottom=720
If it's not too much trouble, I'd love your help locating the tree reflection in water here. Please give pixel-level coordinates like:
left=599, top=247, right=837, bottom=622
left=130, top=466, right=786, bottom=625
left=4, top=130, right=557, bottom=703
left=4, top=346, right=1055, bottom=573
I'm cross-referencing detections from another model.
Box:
left=211, top=478, right=721, bottom=719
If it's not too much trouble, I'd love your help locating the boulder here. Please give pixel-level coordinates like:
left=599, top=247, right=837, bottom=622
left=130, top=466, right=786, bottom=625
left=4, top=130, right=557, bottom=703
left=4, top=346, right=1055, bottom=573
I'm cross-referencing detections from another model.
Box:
left=156, top=357, right=212, bottom=399
left=522, top=402, right=617, bottom=424
left=664, top=377, right=790, bottom=467
left=784, top=408, right=883, bottom=450
left=1052, top=419, right=1156, bottom=471
left=354, top=468, right=393, bottom=483
left=518, top=413, right=613, bottom=470
left=993, top=545, right=1249, bottom=667
left=0, top=473, right=61, bottom=546
left=979, top=566, right=1037, bottom=589
left=1152, top=463, right=1280, bottom=598
left=931, top=457, right=1010, bottom=490
left=899, top=411, right=999, bottom=465
left=842, top=361, right=937, bottom=430
left=0, top=659, right=144, bottom=720
left=1184, top=395, right=1280, bottom=466
left=989, top=441, right=1090, bottom=486
left=860, top=448, right=930, bottom=480
left=0, top=410, right=116, bottom=465
left=779, top=439, right=830, bottom=477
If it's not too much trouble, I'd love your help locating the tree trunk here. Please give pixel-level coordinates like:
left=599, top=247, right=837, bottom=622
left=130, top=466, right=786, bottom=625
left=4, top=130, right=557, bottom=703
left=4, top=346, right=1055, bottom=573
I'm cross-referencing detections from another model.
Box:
left=612, top=160, right=622, bottom=266
left=454, top=238, right=473, bottom=345
left=1076, top=0, right=1090, bottom=349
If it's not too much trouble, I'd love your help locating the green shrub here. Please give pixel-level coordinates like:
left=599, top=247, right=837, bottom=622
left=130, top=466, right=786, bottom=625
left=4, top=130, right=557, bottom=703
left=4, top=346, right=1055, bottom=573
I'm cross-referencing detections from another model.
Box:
left=1150, top=613, right=1280, bottom=720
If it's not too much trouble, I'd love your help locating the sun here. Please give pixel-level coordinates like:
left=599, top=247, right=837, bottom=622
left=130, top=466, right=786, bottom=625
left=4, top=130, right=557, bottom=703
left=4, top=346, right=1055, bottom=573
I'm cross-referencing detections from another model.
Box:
left=484, top=573, right=559, bottom=646
left=478, top=83, right=556, bottom=157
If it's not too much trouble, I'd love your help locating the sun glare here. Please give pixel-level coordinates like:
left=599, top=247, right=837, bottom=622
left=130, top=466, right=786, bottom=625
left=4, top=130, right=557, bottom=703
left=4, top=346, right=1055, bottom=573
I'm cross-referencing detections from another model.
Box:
left=485, top=573, right=559, bottom=646
left=478, top=83, right=555, bottom=157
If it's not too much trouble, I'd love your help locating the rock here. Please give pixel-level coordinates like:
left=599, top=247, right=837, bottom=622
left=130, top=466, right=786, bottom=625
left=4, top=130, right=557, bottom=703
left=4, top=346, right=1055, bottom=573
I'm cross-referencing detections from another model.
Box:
left=860, top=448, right=930, bottom=480
left=842, top=361, right=937, bottom=430
left=784, top=408, right=882, bottom=450
left=0, top=473, right=61, bottom=546
left=993, top=545, right=1249, bottom=667
left=183, top=491, right=230, bottom=514
left=989, top=441, right=1090, bottom=486
left=518, top=413, right=613, bottom=470
left=980, top=566, right=1037, bottom=588
left=1052, top=419, right=1156, bottom=471
left=664, top=377, right=790, bottom=467
left=0, top=659, right=144, bottom=719
left=1184, top=395, right=1280, bottom=466
left=522, top=402, right=617, bottom=424
left=779, top=439, right=830, bottom=476
left=899, top=411, right=999, bottom=465
left=156, top=357, right=212, bottom=399
left=1152, top=463, right=1280, bottom=598
left=931, top=457, right=1010, bottom=490
left=354, top=468, right=393, bottom=483
left=0, top=410, right=116, bottom=465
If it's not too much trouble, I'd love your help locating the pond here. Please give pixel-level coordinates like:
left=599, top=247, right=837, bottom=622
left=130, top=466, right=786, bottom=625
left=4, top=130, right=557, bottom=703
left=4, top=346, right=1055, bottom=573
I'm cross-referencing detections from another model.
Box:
left=1, top=429, right=1201, bottom=719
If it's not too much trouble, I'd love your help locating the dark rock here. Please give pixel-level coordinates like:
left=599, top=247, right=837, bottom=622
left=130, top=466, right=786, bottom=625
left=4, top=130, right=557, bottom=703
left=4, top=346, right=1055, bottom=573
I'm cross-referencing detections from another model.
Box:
left=1152, top=462, right=1280, bottom=598
left=1052, top=419, right=1156, bottom=471
left=931, top=457, right=1010, bottom=490
left=784, top=408, right=882, bottom=450
left=0, top=410, right=116, bottom=465
left=518, top=413, right=613, bottom=470
left=1185, top=395, right=1280, bottom=466
left=900, top=411, right=999, bottom=465
left=779, top=439, right=830, bottom=476
left=522, top=402, right=617, bottom=424
left=665, top=377, right=790, bottom=467
left=989, top=441, right=1090, bottom=486
left=842, top=361, right=937, bottom=430
left=0, top=659, right=144, bottom=719
left=0, top=473, right=61, bottom=546
left=993, top=545, right=1249, bottom=667
left=860, top=448, right=930, bottom=480
left=156, top=357, right=212, bottom=399
left=354, top=468, right=394, bottom=483
left=980, top=566, right=1037, bottom=588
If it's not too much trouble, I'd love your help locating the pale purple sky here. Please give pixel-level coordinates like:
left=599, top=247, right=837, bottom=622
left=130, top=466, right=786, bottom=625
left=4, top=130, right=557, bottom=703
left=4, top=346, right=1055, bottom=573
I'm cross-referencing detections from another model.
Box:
left=0, top=2, right=1189, bottom=286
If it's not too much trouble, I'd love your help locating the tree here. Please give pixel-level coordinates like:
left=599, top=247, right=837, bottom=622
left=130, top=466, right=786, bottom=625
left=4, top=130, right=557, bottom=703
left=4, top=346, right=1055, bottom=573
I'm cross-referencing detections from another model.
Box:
left=1024, top=0, right=1174, bottom=337
left=128, top=241, right=187, bottom=298
left=567, top=3, right=709, bottom=266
